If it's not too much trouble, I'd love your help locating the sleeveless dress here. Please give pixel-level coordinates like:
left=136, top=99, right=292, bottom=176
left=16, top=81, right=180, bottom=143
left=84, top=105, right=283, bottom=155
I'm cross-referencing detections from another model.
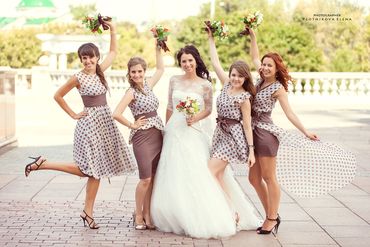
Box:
left=151, top=76, right=260, bottom=239
left=128, top=81, right=164, bottom=179
left=250, top=79, right=357, bottom=198
left=73, top=71, right=137, bottom=179
left=211, top=82, right=251, bottom=163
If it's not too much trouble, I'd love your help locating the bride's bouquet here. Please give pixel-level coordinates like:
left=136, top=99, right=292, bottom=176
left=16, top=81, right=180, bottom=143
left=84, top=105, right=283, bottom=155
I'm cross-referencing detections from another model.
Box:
left=204, top=20, right=229, bottom=40
left=240, top=11, right=263, bottom=35
left=176, top=97, right=200, bottom=117
left=150, top=25, right=170, bottom=52
left=82, top=13, right=112, bottom=34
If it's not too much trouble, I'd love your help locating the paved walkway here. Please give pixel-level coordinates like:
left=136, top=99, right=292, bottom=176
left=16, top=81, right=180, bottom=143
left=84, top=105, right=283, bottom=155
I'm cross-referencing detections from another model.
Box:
left=1, top=83, right=370, bottom=246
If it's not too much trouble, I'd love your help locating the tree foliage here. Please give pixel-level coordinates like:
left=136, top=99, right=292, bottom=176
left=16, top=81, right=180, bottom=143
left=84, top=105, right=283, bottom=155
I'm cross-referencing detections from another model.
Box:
left=0, top=0, right=368, bottom=72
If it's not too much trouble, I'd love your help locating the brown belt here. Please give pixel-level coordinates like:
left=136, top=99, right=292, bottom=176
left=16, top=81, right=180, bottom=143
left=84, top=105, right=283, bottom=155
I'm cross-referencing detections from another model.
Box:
left=216, top=116, right=241, bottom=134
left=134, top=111, right=158, bottom=120
left=81, top=93, right=107, bottom=107
left=252, top=111, right=272, bottom=124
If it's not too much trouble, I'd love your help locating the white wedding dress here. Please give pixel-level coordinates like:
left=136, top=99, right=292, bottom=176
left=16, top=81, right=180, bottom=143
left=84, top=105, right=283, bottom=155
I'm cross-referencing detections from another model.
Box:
left=151, top=76, right=261, bottom=239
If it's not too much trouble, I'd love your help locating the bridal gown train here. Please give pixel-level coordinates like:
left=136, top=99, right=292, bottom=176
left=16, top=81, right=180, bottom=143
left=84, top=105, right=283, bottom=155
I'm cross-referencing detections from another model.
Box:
left=151, top=77, right=261, bottom=239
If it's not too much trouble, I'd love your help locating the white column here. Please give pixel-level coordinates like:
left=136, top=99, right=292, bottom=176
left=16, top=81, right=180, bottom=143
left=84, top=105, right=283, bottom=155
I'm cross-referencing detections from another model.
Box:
left=49, top=53, right=57, bottom=70
left=58, top=53, right=67, bottom=71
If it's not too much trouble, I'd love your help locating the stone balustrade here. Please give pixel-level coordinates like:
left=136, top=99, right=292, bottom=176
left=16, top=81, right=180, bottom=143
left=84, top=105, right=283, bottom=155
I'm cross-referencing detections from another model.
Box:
left=12, top=68, right=370, bottom=96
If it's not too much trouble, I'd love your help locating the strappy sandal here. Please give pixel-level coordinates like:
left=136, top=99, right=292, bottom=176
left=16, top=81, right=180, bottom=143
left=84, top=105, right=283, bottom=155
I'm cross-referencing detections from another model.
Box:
left=80, top=210, right=99, bottom=229
left=24, top=156, right=46, bottom=177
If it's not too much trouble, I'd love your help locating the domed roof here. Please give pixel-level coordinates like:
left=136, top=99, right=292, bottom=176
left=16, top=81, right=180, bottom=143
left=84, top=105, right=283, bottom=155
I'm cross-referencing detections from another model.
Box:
left=17, top=0, right=55, bottom=9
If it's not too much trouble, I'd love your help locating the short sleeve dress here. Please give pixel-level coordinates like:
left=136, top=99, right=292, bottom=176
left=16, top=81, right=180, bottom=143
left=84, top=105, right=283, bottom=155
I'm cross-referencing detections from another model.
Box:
left=73, top=71, right=137, bottom=179
left=246, top=79, right=357, bottom=198
left=211, top=82, right=252, bottom=164
left=127, top=81, right=164, bottom=179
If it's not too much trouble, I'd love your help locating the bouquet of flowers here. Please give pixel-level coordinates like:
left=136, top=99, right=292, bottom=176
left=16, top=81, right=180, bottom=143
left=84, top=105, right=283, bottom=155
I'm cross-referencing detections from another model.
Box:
left=176, top=97, right=200, bottom=117
left=150, top=25, right=170, bottom=52
left=240, top=11, right=263, bottom=35
left=82, top=13, right=112, bottom=34
left=204, top=20, right=229, bottom=40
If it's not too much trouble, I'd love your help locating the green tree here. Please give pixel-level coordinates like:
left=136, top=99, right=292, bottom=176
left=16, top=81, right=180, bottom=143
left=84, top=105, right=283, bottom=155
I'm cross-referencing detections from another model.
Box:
left=0, top=29, right=41, bottom=68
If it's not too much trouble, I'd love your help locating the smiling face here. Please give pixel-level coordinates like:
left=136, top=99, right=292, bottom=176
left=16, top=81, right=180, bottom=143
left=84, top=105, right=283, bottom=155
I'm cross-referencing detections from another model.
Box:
left=180, top=53, right=197, bottom=74
left=81, top=54, right=99, bottom=71
left=261, top=57, right=277, bottom=80
left=229, top=68, right=245, bottom=89
left=129, top=64, right=145, bottom=84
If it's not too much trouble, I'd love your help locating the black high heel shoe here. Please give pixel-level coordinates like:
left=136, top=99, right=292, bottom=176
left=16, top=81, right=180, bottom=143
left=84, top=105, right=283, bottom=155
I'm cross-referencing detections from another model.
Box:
left=257, top=215, right=281, bottom=235
left=24, top=156, right=46, bottom=177
left=80, top=210, right=99, bottom=229
left=257, top=214, right=280, bottom=231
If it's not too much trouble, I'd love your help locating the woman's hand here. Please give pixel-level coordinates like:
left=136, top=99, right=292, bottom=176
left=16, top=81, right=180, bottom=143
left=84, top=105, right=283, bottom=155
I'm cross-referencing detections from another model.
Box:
left=103, top=19, right=116, bottom=32
left=131, top=116, right=148, bottom=129
left=248, top=151, right=255, bottom=168
left=205, top=26, right=213, bottom=39
left=72, top=111, right=88, bottom=120
left=186, top=115, right=197, bottom=126
left=305, top=132, right=320, bottom=141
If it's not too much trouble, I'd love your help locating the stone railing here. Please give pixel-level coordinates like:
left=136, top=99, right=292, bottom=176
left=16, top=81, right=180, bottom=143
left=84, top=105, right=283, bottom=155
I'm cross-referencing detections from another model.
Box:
left=0, top=68, right=16, bottom=148
left=13, top=68, right=370, bottom=96
left=289, top=72, right=370, bottom=95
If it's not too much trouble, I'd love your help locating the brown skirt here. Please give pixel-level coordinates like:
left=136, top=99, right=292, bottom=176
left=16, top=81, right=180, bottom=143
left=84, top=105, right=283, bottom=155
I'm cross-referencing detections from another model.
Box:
left=132, top=127, right=163, bottom=179
left=253, top=127, right=279, bottom=157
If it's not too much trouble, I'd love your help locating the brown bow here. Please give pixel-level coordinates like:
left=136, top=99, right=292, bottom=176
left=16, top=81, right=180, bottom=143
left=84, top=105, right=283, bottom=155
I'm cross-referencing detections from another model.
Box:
left=98, top=14, right=112, bottom=31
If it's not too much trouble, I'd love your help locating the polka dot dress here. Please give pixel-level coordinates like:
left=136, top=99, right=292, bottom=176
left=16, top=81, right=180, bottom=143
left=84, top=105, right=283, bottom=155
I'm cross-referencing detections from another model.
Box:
left=211, top=82, right=251, bottom=164
left=128, top=81, right=164, bottom=144
left=73, top=71, right=137, bottom=179
left=237, top=79, right=356, bottom=198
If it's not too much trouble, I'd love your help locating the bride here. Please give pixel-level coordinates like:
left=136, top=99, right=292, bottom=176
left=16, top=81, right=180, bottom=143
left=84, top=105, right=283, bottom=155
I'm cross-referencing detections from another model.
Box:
left=151, top=45, right=260, bottom=238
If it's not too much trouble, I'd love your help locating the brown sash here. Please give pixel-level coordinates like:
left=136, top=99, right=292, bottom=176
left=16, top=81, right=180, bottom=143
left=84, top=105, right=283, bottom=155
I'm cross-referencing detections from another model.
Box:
left=252, top=111, right=272, bottom=124
left=81, top=94, right=107, bottom=107
left=216, top=116, right=241, bottom=134
left=134, top=111, right=158, bottom=120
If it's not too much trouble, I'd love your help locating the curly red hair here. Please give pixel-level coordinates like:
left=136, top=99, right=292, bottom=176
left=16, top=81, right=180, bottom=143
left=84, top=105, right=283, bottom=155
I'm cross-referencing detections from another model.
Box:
left=260, top=52, right=291, bottom=91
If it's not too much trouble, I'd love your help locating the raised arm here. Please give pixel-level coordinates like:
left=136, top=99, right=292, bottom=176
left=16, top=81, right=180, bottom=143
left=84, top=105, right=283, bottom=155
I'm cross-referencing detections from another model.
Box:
left=207, top=30, right=229, bottom=85
left=240, top=99, right=255, bottom=167
left=147, top=43, right=164, bottom=89
left=99, top=21, right=117, bottom=72
left=275, top=88, right=319, bottom=141
left=54, top=76, right=87, bottom=120
left=248, top=28, right=261, bottom=71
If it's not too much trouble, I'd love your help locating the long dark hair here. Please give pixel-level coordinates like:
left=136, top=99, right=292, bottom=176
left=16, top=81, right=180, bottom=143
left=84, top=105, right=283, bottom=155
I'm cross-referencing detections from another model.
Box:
left=260, top=52, right=291, bottom=91
left=78, top=43, right=108, bottom=90
left=126, top=57, right=147, bottom=95
left=176, top=45, right=211, bottom=81
left=229, top=60, right=256, bottom=97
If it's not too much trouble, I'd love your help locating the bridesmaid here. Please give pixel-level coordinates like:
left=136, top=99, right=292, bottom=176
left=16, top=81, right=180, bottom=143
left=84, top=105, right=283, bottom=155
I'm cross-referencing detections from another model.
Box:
left=113, top=42, right=164, bottom=230
left=206, top=27, right=259, bottom=226
left=247, top=27, right=356, bottom=235
left=24, top=20, right=136, bottom=229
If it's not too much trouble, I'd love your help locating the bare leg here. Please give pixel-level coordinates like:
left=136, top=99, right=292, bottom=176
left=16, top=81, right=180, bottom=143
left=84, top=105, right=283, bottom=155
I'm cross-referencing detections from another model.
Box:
left=208, top=158, right=230, bottom=199
left=80, top=177, right=100, bottom=228
left=135, top=177, right=152, bottom=225
left=143, top=178, right=154, bottom=227
left=259, top=156, right=280, bottom=230
left=26, top=156, right=86, bottom=177
left=208, top=158, right=239, bottom=221
left=248, top=157, right=269, bottom=216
